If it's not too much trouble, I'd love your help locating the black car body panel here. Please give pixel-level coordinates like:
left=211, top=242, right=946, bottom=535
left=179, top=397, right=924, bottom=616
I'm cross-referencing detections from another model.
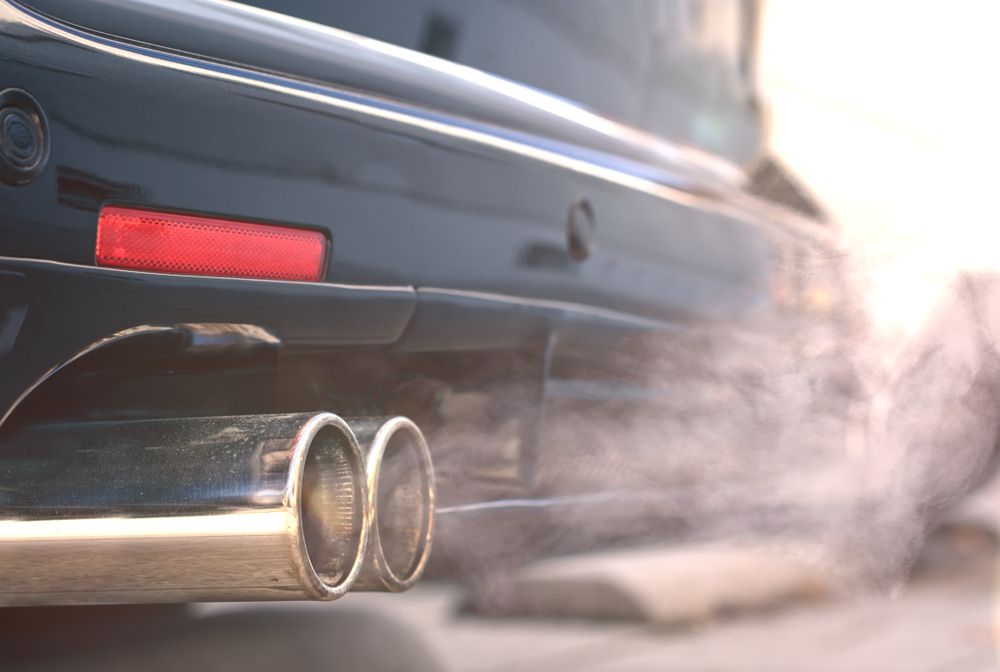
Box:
left=0, top=0, right=841, bottom=577
left=20, top=0, right=755, bottom=178
left=2, top=0, right=779, bottom=320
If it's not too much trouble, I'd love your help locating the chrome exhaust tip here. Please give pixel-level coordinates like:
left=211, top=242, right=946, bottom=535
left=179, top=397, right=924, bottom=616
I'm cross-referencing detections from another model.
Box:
left=349, top=417, right=435, bottom=592
left=0, top=413, right=368, bottom=605
left=289, top=413, right=369, bottom=600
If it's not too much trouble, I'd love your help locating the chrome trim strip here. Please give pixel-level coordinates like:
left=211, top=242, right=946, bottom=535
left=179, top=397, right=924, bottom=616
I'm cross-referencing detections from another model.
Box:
left=196, top=0, right=745, bottom=186
left=436, top=491, right=630, bottom=515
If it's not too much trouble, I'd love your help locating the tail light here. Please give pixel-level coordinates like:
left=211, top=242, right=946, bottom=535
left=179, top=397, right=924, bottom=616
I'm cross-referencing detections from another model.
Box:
left=96, top=205, right=328, bottom=282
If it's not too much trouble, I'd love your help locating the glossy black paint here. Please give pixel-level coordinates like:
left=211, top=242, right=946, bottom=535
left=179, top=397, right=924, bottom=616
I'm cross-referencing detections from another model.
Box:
left=236, top=0, right=766, bottom=166
left=20, top=0, right=751, bottom=181
left=0, top=0, right=770, bottom=325
left=0, top=257, right=414, bottom=425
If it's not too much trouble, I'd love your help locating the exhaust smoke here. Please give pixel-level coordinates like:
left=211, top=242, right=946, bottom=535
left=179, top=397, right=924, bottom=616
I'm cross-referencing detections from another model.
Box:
left=426, top=243, right=1000, bottom=608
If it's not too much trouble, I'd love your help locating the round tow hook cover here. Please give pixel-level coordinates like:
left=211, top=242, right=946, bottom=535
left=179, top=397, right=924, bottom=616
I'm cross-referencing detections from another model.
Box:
left=0, top=89, right=49, bottom=186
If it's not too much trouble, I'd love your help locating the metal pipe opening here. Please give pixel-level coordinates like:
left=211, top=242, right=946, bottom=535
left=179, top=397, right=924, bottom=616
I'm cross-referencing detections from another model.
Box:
left=298, top=422, right=367, bottom=594
left=350, top=417, right=435, bottom=592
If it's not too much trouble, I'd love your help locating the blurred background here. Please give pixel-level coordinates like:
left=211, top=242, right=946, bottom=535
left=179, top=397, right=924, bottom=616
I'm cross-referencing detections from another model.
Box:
left=762, top=0, right=1000, bottom=341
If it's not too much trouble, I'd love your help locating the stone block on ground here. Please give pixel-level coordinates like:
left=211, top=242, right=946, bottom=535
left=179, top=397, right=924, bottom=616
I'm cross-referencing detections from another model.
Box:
left=483, top=544, right=831, bottom=624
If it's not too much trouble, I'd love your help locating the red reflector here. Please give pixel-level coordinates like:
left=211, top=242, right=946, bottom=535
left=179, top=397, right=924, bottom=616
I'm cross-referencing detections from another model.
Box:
left=96, top=206, right=328, bottom=282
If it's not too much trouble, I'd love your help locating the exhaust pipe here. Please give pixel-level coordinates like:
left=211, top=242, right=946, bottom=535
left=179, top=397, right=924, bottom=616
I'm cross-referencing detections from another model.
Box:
left=0, top=413, right=368, bottom=605
left=349, top=417, right=435, bottom=592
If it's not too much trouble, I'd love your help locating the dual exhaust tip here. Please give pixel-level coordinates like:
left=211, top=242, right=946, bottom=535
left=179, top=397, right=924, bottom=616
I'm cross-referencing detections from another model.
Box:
left=288, top=413, right=437, bottom=599
left=294, top=414, right=436, bottom=598
left=0, top=413, right=434, bottom=605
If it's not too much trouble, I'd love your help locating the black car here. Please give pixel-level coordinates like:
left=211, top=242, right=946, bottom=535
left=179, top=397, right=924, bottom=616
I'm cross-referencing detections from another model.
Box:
left=0, top=0, right=853, bottom=666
